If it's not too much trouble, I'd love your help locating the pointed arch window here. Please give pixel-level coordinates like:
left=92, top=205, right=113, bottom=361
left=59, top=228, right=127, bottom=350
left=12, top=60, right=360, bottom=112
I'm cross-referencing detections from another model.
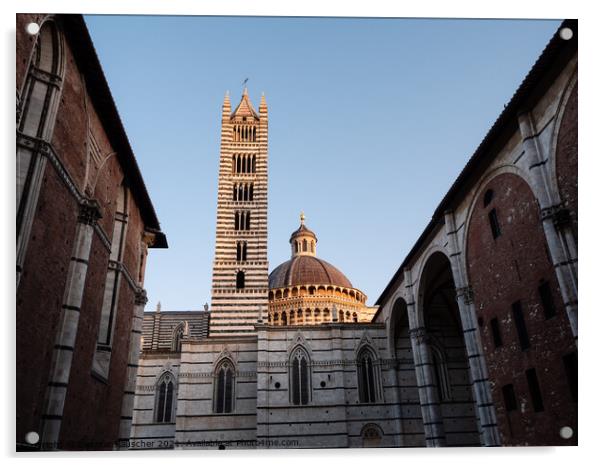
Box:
left=431, top=345, right=452, bottom=401
left=172, top=323, right=184, bottom=352
left=155, top=372, right=176, bottom=423
left=214, top=359, right=235, bottom=413
left=290, top=346, right=311, bottom=405
left=357, top=347, right=379, bottom=403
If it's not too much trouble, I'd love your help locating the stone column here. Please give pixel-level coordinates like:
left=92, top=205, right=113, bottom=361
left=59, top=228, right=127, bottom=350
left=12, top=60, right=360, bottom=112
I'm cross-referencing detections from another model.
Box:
left=40, top=198, right=101, bottom=449
left=444, top=210, right=501, bottom=446
left=405, top=268, right=445, bottom=447
left=518, top=111, right=578, bottom=338
left=117, top=289, right=147, bottom=450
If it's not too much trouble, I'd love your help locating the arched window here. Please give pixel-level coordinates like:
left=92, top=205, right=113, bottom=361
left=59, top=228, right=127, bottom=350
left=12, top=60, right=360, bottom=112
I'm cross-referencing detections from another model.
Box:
left=484, top=189, right=494, bottom=207
left=488, top=208, right=501, bottom=239
left=172, top=323, right=184, bottom=352
left=281, top=311, right=288, bottom=325
left=303, top=239, right=308, bottom=252
left=361, top=423, right=383, bottom=448
left=357, top=347, right=378, bottom=403
left=352, top=312, right=358, bottom=323
left=431, top=345, right=452, bottom=401
left=236, top=271, right=245, bottom=289
left=290, top=346, right=311, bottom=405
left=236, top=241, right=247, bottom=261
left=155, top=372, right=176, bottom=423
left=214, top=359, right=235, bottom=413
left=339, top=310, right=344, bottom=322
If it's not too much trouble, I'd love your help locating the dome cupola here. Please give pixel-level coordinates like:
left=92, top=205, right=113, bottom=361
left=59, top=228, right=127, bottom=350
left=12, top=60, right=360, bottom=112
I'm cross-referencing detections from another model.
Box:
left=290, top=212, right=317, bottom=257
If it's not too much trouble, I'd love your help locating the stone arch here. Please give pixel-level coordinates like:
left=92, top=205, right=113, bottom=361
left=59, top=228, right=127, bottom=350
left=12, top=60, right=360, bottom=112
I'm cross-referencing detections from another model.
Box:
left=415, top=251, right=480, bottom=446
left=461, top=165, right=534, bottom=276
left=548, top=67, right=577, bottom=204
left=551, top=74, right=578, bottom=232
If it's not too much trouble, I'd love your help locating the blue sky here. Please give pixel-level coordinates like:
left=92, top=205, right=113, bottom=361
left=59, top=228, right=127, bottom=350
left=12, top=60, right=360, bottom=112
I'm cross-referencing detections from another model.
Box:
left=84, top=15, right=561, bottom=311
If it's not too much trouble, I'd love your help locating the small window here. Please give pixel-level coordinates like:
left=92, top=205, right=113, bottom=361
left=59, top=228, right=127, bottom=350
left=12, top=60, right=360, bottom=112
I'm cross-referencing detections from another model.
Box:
left=484, top=189, right=494, bottom=207
left=538, top=281, right=557, bottom=319
left=526, top=368, right=544, bottom=412
left=236, top=271, right=245, bottom=289
left=512, top=300, right=530, bottom=350
left=490, top=318, right=503, bottom=348
left=563, top=352, right=578, bottom=402
left=488, top=208, right=501, bottom=239
left=502, top=383, right=517, bottom=412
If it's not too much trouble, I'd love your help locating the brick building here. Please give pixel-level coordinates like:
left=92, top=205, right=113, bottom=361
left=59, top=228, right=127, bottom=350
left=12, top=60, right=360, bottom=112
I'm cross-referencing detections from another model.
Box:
left=374, top=19, right=577, bottom=446
left=16, top=14, right=167, bottom=450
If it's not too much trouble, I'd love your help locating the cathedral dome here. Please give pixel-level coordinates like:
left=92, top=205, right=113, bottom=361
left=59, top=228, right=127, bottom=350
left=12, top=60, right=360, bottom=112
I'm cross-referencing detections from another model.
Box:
left=269, top=255, right=353, bottom=289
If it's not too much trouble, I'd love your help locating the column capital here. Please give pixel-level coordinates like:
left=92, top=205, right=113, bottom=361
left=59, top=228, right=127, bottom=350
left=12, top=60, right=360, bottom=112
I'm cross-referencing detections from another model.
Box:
left=456, top=286, right=474, bottom=305
left=409, top=326, right=428, bottom=344
left=134, top=289, right=148, bottom=306
left=78, top=198, right=102, bottom=225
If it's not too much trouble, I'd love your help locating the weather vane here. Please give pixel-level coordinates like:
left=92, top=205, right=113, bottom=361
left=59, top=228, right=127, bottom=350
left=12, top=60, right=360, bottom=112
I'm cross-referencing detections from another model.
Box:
left=242, top=77, right=249, bottom=88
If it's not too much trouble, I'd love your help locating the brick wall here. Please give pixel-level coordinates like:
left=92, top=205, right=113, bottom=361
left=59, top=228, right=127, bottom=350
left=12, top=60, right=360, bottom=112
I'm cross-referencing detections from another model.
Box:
left=466, top=172, right=577, bottom=445
left=16, top=14, right=157, bottom=450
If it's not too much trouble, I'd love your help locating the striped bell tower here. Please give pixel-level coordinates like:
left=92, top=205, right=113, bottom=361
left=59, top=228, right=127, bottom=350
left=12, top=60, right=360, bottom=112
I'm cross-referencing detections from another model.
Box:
left=209, top=88, right=269, bottom=336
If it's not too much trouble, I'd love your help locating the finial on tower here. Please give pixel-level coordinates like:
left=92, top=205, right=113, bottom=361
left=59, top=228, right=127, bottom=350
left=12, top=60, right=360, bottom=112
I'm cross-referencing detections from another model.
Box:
left=300, top=211, right=305, bottom=225
left=156, top=301, right=161, bottom=313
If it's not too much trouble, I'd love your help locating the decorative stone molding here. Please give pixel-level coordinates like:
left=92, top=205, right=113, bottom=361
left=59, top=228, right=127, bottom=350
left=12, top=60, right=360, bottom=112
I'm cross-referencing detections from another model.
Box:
left=408, top=326, right=429, bottom=344
left=541, top=204, right=572, bottom=228
left=456, top=286, right=474, bottom=305
left=135, top=289, right=148, bottom=306
left=77, top=198, right=102, bottom=225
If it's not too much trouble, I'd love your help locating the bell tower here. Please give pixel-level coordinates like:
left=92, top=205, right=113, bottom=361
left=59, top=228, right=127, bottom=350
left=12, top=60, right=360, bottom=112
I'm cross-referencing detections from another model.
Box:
left=209, top=89, right=269, bottom=335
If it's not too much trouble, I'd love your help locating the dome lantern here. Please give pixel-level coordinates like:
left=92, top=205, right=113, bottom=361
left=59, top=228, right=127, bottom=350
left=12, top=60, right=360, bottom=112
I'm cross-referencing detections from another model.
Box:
left=290, top=212, right=317, bottom=257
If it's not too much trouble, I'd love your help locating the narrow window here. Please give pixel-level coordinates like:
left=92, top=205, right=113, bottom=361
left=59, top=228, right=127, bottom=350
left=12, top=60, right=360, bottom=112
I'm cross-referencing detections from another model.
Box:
left=490, top=317, right=503, bottom=348
left=357, top=348, right=378, bottom=403
left=245, top=211, right=251, bottom=230
left=214, top=360, right=235, bottom=413
left=352, top=312, right=358, bottom=323
left=233, top=184, right=237, bottom=201
left=172, top=324, right=184, bottom=352
left=249, top=183, right=253, bottom=201
left=290, top=347, right=311, bottom=405
left=512, top=300, right=530, bottom=350
left=431, top=345, right=452, bottom=401
left=242, top=242, right=247, bottom=261
left=488, top=208, right=501, bottom=239
left=502, top=383, right=517, bottom=412
left=563, top=352, right=578, bottom=402
left=252, top=155, right=256, bottom=173
left=538, top=280, right=557, bottom=319
left=236, top=271, right=245, bottom=289
left=303, top=239, right=308, bottom=252
left=281, top=311, right=287, bottom=325
left=483, top=189, right=494, bottom=207
left=526, top=368, right=544, bottom=412
left=234, top=211, right=240, bottom=230
left=155, top=373, right=176, bottom=423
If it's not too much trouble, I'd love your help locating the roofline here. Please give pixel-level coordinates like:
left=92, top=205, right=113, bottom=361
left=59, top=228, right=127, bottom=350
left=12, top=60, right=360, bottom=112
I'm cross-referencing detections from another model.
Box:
left=60, top=14, right=168, bottom=248
left=374, top=19, right=577, bottom=311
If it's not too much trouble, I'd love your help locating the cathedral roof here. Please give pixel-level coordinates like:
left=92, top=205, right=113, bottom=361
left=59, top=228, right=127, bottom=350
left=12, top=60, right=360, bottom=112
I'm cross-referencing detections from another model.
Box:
left=269, top=255, right=353, bottom=289
left=231, top=88, right=259, bottom=119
